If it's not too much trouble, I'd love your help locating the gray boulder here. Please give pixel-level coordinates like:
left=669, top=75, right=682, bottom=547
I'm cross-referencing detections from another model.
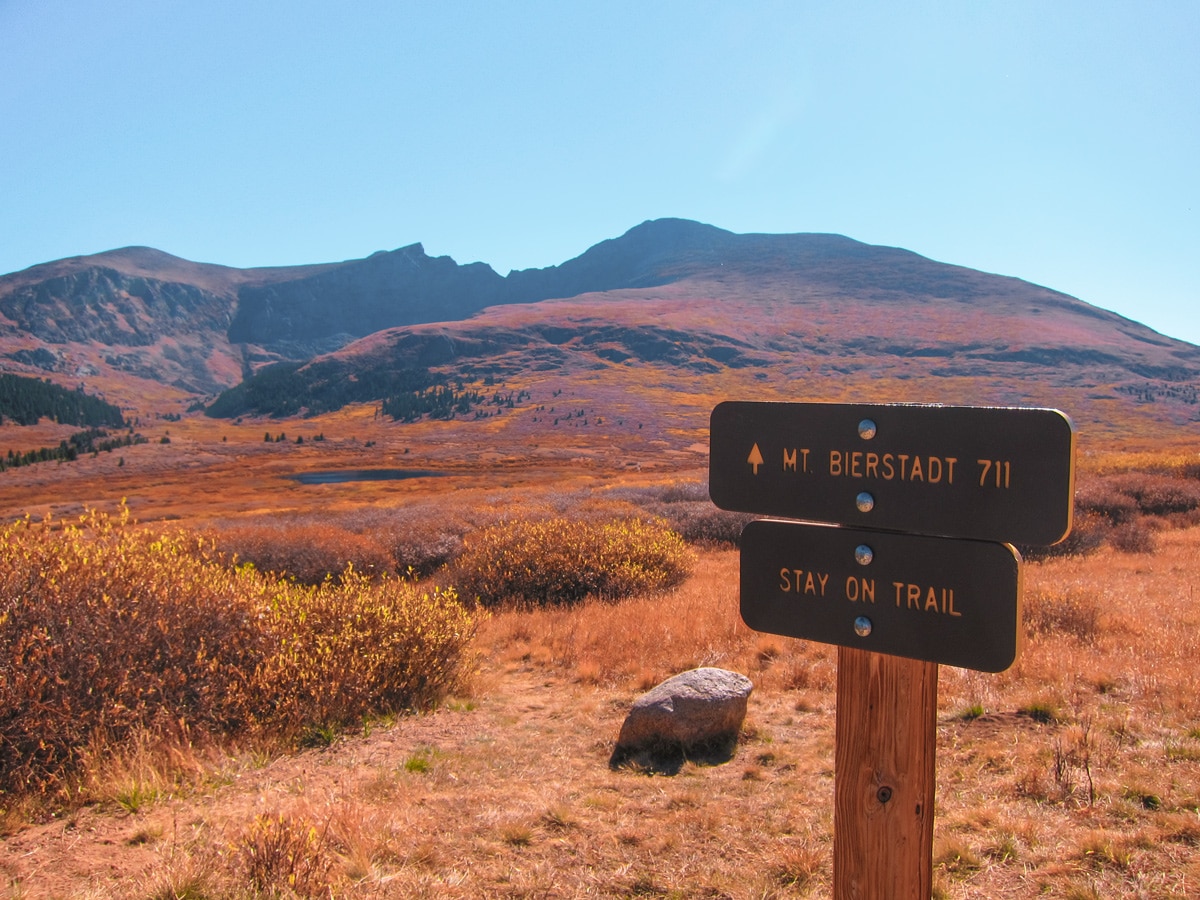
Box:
left=610, top=667, right=753, bottom=771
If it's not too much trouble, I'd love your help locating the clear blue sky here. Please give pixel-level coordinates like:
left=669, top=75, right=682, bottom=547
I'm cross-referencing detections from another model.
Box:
left=2, top=1, right=1197, bottom=345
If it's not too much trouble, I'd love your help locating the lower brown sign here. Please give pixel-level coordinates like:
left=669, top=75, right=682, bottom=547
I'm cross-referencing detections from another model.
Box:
left=740, top=519, right=1022, bottom=672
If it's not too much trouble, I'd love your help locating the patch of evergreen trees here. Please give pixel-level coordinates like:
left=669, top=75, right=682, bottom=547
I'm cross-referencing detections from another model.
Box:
left=0, top=374, right=126, bottom=427
left=205, top=361, right=495, bottom=423
left=381, top=384, right=484, bottom=422
left=205, top=363, right=307, bottom=418
left=207, top=362, right=444, bottom=419
left=0, top=429, right=147, bottom=472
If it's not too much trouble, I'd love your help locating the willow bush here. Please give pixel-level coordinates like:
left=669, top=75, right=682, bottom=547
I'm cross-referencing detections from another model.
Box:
left=255, top=570, right=474, bottom=728
left=450, top=516, right=694, bottom=607
left=0, top=508, right=478, bottom=800
left=208, top=507, right=471, bottom=584
left=212, top=519, right=394, bottom=584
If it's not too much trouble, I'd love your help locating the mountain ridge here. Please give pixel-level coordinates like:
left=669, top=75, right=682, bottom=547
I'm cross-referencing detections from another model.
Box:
left=0, top=219, right=1196, bottom=436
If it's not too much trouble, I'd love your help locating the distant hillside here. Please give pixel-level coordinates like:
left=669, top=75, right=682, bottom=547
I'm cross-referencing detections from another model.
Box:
left=227, top=244, right=509, bottom=347
left=2, top=219, right=1198, bottom=436
left=204, top=281, right=1200, bottom=438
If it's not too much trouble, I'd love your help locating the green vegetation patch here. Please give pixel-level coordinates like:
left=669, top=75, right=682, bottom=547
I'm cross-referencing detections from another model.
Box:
left=0, top=427, right=147, bottom=472
left=0, top=373, right=125, bottom=427
left=205, top=359, right=493, bottom=420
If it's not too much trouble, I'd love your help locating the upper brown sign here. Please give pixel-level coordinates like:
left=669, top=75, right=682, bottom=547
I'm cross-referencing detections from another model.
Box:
left=710, top=402, right=1076, bottom=545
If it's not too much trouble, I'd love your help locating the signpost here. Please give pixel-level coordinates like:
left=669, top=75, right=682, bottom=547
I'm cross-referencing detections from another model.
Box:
left=709, top=400, right=1076, bottom=899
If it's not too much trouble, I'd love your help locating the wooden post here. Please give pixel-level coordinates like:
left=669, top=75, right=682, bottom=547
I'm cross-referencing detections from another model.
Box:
left=834, top=646, right=938, bottom=899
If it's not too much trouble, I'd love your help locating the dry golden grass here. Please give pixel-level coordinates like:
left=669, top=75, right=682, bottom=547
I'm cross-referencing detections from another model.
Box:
left=3, top=517, right=1197, bottom=897
left=2, top=402, right=1200, bottom=897
left=478, top=548, right=838, bottom=698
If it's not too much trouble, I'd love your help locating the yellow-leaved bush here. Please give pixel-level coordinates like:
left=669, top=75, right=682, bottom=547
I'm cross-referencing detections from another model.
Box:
left=450, top=516, right=694, bottom=606
left=256, top=568, right=474, bottom=729
left=0, top=508, right=477, bottom=799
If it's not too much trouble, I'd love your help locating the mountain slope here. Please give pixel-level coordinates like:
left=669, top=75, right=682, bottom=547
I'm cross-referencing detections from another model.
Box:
left=227, top=244, right=509, bottom=347
left=212, top=270, right=1197, bottom=437
left=0, top=220, right=1197, bottom=436
left=0, top=247, right=343, bottom=395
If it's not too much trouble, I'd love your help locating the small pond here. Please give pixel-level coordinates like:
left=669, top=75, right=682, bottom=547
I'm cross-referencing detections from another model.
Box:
left=287, top=469, right=447, bottom=485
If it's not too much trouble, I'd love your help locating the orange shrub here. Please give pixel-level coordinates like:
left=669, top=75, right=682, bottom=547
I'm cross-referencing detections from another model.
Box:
left=212, top=520, right=393, bottom=584
left=0, top=510, right=266, bottom=796
left=606, top=481, right=755, bottom=547
left=450, top=516, right=694, bottom=607
left=210, top=507, right=477, bottom=582
left=0, top=509, right=479, bottom=800
left=1075, top=479, right=1140, bottom=525
left=252, top=571, right=476, bottom=729
left=1027, top=469, right=1200, bottom=559
left=1107, top=472, right=1200, bottom=518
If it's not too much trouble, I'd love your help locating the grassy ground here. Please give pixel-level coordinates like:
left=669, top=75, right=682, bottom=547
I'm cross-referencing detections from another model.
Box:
left=2, top=528, right=1198, bottom=898
left=2, top=402, right=1198, bottom=897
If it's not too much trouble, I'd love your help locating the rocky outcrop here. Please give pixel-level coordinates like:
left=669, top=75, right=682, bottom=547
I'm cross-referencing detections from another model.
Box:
left=228, top=244, right=509, bottom=346
left=0, top=267, right=233, bottom=346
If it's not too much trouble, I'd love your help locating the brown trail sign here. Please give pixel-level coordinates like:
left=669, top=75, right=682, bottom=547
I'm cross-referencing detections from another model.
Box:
left=710, top=400, right=1076, bottom=545
left=740, top=520, right=1022, bottom=673
left=709, top=401, right=1075, bottom=898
